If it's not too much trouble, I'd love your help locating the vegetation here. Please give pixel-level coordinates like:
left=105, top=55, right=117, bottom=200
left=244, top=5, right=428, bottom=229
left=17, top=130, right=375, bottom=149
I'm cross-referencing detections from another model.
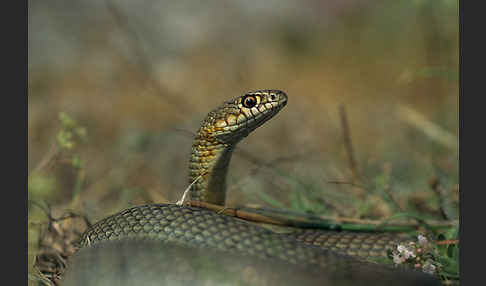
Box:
left=29, top=1, right=458, bottom=285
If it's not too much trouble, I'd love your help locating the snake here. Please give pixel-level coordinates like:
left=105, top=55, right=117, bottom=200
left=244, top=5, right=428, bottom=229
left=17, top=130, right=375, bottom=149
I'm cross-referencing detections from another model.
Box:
left=63, top=90, right=441, bottom=286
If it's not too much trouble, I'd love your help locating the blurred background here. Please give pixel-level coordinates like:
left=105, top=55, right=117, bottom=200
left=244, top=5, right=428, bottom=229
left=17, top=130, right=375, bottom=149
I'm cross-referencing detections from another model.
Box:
left=28, top=0, right=458, bottom=281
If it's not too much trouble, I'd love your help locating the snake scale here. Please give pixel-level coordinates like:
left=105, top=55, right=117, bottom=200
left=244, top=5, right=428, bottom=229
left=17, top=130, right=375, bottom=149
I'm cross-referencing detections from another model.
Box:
left=64, top=90, right=440, bottom=285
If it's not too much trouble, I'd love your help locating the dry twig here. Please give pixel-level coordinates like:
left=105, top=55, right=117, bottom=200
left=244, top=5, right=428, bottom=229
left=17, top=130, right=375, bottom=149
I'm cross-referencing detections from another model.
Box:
left=338, top=104, right=361, bottom=184
left=187, top=200, right=285, bottom=225
left=30, top=144, right=62, bottom=175
left=187, top=200, right=458, bottom=229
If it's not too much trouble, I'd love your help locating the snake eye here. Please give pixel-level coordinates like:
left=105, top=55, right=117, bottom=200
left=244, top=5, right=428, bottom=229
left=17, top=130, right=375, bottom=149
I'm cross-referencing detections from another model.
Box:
left=242, top=95, right=257, bottom=108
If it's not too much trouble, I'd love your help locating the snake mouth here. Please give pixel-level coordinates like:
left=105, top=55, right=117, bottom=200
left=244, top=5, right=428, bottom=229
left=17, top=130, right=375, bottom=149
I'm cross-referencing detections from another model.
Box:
left=278, top=91, right=288, bottom=107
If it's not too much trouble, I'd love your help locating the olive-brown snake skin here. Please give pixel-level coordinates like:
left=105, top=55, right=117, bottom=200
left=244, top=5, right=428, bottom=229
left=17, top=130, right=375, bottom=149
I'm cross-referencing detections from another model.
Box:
left=64, top=90, right=440, bottom=286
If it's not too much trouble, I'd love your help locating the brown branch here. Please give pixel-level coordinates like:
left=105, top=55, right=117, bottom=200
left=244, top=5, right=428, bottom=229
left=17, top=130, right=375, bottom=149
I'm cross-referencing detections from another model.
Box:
left=339, top=104, right=361, bottom=183
left=187, top=201, right=286, bottom=225
left=29, top=200, right=92, bottom=230
left=436, top=239, right=459, bottom=245
left=30, top=144, right=62, bottom=176
left=326, top=180, right=366, bottom=189
left=187, top=200, right=458, bottom=229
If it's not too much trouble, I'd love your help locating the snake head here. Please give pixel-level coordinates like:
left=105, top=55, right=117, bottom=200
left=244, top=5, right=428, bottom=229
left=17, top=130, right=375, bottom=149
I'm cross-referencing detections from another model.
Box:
left=199, top=90, right=288, bottom=145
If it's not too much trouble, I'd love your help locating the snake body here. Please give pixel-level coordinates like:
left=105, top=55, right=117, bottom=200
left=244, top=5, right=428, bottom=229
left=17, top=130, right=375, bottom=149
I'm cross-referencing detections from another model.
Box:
left=65, top=90, right=440, bottom=285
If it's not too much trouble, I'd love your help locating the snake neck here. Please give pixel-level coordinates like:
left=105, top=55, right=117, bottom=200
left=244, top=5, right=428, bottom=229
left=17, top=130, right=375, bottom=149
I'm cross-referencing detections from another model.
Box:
left=188, top=133, right=236, bottom=205
left=186, top=90, right=288, bottom=205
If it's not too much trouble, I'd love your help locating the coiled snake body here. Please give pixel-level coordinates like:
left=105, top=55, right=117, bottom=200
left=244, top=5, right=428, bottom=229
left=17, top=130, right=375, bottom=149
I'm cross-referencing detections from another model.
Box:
left=64, top=90, right=440, bottom=286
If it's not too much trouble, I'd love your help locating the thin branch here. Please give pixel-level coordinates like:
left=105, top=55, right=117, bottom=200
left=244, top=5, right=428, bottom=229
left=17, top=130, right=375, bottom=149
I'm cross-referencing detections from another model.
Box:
left=29, top=200, right=53, bottom=221
left=29, top=200, right=92, bottom=229
left=30, top=144, right=62, bottom=176
left=338, top=104, right=361, bottom=183
left=326, top=180, right=366, bottom=189
left=436, top=239, right=459, bottom=245
left=187, top=201, right=458, bottom=231
left=188, top=201, right=285, bottom=225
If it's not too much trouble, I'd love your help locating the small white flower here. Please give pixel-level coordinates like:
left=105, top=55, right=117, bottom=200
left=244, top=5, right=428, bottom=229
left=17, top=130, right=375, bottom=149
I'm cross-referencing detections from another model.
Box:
left=397, top=244, right=415, bottom=259
left=404, top=249, right=416, bottom=259
left=393, top=254, right=404, bottom=264
left=397, top=244, right=406, bottom=253
left=417, top=234, right=428, bottom=246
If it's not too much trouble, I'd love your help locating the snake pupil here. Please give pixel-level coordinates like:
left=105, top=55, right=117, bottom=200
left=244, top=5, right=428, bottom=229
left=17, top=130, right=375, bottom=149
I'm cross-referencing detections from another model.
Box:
left=242, top=95, right=257, bottom=108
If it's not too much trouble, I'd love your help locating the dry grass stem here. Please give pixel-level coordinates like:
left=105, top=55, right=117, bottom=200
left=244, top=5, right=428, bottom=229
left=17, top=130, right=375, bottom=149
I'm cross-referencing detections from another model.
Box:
left=396, top=104, right=458, bottom=150
left=30, top=144, right=62, bottom=175
left=176, top=172, right=206, bottom=206
left=338, top=104, right=361, bottom=184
